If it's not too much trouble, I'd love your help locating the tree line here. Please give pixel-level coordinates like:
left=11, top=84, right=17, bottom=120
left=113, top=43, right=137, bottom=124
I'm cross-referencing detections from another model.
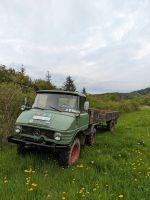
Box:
left=0, top=65, right=87, bottom=94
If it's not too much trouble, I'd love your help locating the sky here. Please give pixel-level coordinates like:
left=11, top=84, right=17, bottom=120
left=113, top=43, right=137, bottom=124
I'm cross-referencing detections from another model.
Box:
left=0, top=0, right=150, bottom=93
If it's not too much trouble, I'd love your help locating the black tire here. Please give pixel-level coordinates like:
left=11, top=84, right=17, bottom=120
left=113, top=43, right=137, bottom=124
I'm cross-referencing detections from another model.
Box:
left=17, top=144, right=26, bottom=155
left=107, top=120, right=115, bottom=132
left=58, top=138, right=80, bottom=166
left=86, top=128, right=96, bottom=145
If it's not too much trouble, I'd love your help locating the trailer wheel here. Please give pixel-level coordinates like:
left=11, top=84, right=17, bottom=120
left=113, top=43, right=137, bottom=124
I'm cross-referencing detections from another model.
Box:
left=58, top=138, right=80, bottom=166
left=86, top=128, right=96, bottom=145
left=17, top=144, right=26, bottom=155
left=107, top=120, right=115, bottom=132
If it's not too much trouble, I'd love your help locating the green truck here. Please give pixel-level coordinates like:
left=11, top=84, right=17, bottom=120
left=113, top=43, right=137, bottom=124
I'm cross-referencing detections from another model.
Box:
left=8, top=90, right=119, bottom=166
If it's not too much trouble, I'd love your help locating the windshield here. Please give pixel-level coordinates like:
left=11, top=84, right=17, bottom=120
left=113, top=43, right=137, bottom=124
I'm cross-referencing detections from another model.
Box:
left=32, top=93, right=78, bottom=112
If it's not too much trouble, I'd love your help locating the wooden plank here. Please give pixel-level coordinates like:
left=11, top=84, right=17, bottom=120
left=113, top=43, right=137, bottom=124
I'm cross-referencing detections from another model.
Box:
left=89, top=109, right=119, bottom=125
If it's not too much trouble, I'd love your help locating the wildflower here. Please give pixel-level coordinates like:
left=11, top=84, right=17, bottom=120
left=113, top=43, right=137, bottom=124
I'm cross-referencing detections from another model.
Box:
left=24, top=168, right=33, bottom=173
left=28, top=188, right=33, bottom=192
left=62, top=197, right=66, bottom=200
left=77, top=164, right=84, bottom=168
left=24, top=169, right=29, bottom=173
left=118, top=194, right=124, bottom=198
left=93, top=188, right=97, bottom=192
left=47, top=194, right=50, bottom=198
left=31, top=183, right=37, bottom=187
left=4, top=180, right=8, bottom=183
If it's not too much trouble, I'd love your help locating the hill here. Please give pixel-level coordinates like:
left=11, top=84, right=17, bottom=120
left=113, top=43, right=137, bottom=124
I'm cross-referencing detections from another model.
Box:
left=133, top=87, right=150, bottom=95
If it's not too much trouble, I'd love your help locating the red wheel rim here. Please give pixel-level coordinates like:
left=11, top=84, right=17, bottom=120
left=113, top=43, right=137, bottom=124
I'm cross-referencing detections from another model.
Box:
left=71, top=143, right=79, bottom=164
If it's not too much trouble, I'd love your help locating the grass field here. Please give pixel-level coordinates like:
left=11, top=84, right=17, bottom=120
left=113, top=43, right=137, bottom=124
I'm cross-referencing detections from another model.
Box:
left=0, top=108, right=150, bottom=200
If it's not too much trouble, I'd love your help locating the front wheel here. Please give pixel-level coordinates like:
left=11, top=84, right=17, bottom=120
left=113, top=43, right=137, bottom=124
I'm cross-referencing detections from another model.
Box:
left=58, top=138, right=80, bottom=166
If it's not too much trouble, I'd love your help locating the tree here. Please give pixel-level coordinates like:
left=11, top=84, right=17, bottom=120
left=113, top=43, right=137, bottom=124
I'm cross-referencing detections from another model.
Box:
left=82, top=87, right=87, bottom=94
left=63, top=76, right=76, bottom=91
left=34, top=79, right=56, bottom=91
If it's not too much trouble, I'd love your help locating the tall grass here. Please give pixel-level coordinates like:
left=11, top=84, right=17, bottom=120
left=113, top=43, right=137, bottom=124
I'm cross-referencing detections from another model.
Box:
left=88, top=95, right=140, bottom=113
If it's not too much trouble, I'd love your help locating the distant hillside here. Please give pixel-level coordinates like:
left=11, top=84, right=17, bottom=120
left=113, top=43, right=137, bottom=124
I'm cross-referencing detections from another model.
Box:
left=133, top=87, right=150, bottom=95
left=91, top=87, right=150, bottom=101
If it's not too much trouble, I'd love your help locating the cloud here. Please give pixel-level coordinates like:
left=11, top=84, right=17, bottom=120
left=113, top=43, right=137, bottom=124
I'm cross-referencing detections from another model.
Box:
left=0, top=0, right=150, bottom=93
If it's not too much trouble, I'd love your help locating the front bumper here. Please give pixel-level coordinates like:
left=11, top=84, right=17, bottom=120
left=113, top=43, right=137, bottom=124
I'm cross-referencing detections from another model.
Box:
left=7, top=136, right=70, bottom=152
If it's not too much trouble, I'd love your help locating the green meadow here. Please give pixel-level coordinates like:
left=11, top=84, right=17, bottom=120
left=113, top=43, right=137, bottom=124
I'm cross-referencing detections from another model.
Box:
left=0, top=108, right=150, bottom=200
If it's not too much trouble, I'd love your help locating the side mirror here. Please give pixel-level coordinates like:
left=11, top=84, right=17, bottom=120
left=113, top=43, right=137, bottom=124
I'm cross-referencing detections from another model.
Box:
left=21, top=105, right=26, bottom=111
left=84, top=101, right=89, bottom=111
left=21, top=105, right=31, bottom=111
left=21, top=97, right=31, bottom=111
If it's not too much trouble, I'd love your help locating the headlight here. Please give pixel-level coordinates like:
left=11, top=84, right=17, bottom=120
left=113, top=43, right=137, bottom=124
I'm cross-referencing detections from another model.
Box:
left=15, top=126, right=22, bottom=133
left=54, top=132, right=62, bottom=141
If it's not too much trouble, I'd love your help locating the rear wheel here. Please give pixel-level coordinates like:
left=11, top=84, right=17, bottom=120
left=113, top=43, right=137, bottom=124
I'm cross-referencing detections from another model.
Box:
left=107, top=120, right=115, bottom=132
left=86, top=128, right=96, bottom=145
left=17, top=144, right=26, bottom=155
left=58, top=138, right=80, bottom=166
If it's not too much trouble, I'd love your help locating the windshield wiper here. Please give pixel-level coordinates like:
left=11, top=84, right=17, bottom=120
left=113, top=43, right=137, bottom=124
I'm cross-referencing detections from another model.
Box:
left=49, top=106, right=62, bottom=112
left=32, top=107, right=44, bottom=110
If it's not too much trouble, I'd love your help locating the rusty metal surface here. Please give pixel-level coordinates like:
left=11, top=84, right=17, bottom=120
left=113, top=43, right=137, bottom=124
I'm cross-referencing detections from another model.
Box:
left=88, top=109, right=119, bottom=125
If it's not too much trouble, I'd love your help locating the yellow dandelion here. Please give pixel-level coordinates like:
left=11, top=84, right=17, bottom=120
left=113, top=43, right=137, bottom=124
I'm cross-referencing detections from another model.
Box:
left=62, top=197, right=66, bottom=200
left=31, top=183, right=37, bottom=187
left=24, top=169, right=29, bottom=173
left=28, top=168, right=32, bottom=173
left=28, top=188, right=33, bottom=192
left=118, top=194, right=124, bottom=198
left=47, top=194, right=51, bottom=198
left=93, top=188, right=97, bottom=192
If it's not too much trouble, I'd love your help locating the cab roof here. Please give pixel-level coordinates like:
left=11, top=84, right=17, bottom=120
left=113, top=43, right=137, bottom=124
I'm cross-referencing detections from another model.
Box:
left=37, top=90, right=86, bottom=97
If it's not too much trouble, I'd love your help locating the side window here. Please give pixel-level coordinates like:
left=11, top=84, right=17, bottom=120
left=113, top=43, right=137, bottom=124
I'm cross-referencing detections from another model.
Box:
left=79, top=97, right=86, bottom=112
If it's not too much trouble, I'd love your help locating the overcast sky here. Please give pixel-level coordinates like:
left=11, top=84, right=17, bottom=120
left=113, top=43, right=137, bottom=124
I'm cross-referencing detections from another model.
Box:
left=0, top=0, right=150, bottom=93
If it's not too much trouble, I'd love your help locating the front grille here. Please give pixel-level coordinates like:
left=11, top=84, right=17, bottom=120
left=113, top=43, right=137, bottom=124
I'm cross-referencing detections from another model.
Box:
left=21, top=126, right=54, bottom=139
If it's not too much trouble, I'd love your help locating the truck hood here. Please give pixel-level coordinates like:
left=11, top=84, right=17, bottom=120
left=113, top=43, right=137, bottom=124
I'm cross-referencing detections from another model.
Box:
left=16, top=108, right=76, bottom=131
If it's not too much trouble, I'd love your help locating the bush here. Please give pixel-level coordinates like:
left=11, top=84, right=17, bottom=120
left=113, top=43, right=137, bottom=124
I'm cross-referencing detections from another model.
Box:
left=0, top=83, right=35, bottom=142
